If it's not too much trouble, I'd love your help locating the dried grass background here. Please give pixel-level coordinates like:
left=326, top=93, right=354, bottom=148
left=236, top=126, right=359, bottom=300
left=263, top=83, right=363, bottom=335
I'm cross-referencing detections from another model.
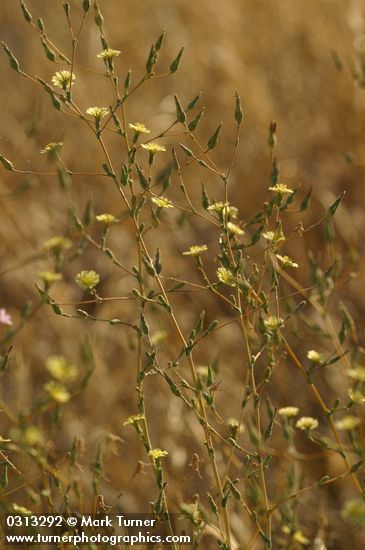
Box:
left=1, top=1, right=365, bottom=548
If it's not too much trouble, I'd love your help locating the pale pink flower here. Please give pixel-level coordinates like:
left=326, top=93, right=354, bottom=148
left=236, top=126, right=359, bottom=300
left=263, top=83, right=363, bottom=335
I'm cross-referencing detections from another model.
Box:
left=0, top=308, right=13, bottom=326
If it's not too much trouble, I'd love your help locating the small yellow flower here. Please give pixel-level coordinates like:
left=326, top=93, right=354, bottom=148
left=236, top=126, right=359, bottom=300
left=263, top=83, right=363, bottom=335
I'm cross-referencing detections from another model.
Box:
left=44, top=381, right=71, bottom=403
left=46, top=355, right=78, bottom=383
left=276, top=254, right=298, bottom=268
left=342, top=498, right=365, bottom=525
left=307, top=350, right=322, bottom=363
left=296, top=416, right=319, bottom=431
left=13, top=504, right=32, bottom=515
left=129, top=122, right=150, bottom=134
left=207, top=201, right=229, bottom=213
left=38, top=271, right=63, bottom=284
left=335, top=415, right=361, bottom=431
left=196, top=366, right=209, bottom=378
left=348, top=389, right=365, bottom=404
left=24, top=426, right=44, bottom=446
left=217, top=267, right=236, bottom=287
left=86, top=106, right=109, bottom=119
left=151, top=196, right=173, bottom=209
left=40, top=142, right=63, bottom=155
left=123, top=414, right=145, bottom=426
left=262, top=231, right=275, bottom=241
left=141, top=142, right=166, bottom=154
left=96, top=213, right=119, bottom=224
left=278, top=406, right=299, bottom=418
left=43, top=236, right=72, bottom=252
left=182, top=244, right=208, bottom=256
left=207, top=202, right=238, bottom=220
left=264, top=316, right=283, bottom=332
left=150, top=330, right=168, bottom=345
left=148, top=448, right=168, bottom=459
left=51, top=70, right=75, bottom=89
left=262, top=230, right=285, bottom=243
left=347, top=366, right=365, bottom=382
left=75, top=270, right=100, bottom=290
left=292, top=530, right=310, bottom=545
left=97, top=48, right=121, bottom=60
left=268, top=183, right=294, bottom=195
left=227, top=222, right=244, bottom=236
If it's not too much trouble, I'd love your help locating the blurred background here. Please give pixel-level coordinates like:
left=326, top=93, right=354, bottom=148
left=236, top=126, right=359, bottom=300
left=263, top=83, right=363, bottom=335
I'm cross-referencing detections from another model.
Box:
left=1, top=0, right=365, bottom=547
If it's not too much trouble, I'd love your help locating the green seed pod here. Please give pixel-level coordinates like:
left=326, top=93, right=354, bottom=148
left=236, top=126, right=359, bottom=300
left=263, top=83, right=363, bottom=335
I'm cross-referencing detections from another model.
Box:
left=20, top=0, right=32, bottom=23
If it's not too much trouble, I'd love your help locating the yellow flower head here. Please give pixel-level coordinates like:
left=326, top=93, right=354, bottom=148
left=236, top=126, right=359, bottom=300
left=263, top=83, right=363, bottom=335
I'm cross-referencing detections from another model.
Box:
left=86, top=106, right=109, bottom=119
left=43, top=236, right=72, bottom=252
left=129, top=122, right=150, bottom=134
left=217, top=267, right=236, bottom=287
left=13, top=504, right=32, bottom=515
left=97, top=48, right=121, bottom=60
left=123, top=414, right=145, bottom=426
left=151, top=196, right=173, bottom=209
left=38, top=271, right=63, bottom=284
left=276, top=254, right=298, bottom=268
left=148, top=448, right=168, bottom=460
left=348, top=389, right=365, bottom=404
left=335, top=415, right=361, bottom=431
left=96, top=213, right=119, bottom=224
left=44, top=381, right=71, bottom=403
left=342, top=498, right=365, bottom=525
left=183, top=244, right=208, bottom=256
left=141, top=142, right=166, bottom=154
left=292, top=531, right=310, bottom=545
left=268, top=183, right=294, bottom=195
left=52, top=70, right=75, bottom=89
left=46, top=355, right=78, bottom=383
left=75, top=270, right=100, bottom=290
left=40, top=142, right=63, bottom=155
left=296, top=416, right=319, bottom=431
left=262, top=230, right=285, bottom=243
left=347, top=366, right=365, bottom=382
left=264, top=316, right=283, bottom=332
left=278, top=406, right=299, bottom=418
left=227, top=222, right=244, bottom=236
left=307, top=350, right=322, bottom=363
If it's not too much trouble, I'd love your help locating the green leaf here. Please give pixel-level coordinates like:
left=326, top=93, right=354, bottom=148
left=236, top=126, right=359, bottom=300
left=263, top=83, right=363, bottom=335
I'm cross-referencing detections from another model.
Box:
left=154, top=248, right=162, bottom=274
left=0, top=465, right=8, bottom=490
left=0, top=154, right=14, bottom=171
left=124, top=69, right=132, bottom=93
left=136, top=164, right=149, bottom=190
left=83, top=0, right=91, bottom=12
left=186, top=93, right=201, bottom=111
left=93, top=0, right=104, bottom=27
left=179, top=143, right=194, bottom=157
left=169, top=47, right=184, bottom=73
left=165, top=375, right=181, bottom=397
left=207, top=123, right=222, bottom=150
left=174, top=95, right=186, bottom=123
left=154, top=30, right=165, bottom=51
left=298, top=187, right=312, bottom=211
left=41, top=38, right=56, bottom=62
left=350, top=459, right=364, bottom=473
left=188, top=107, right=205, bottom=132
left=50, top=92, right=61, bottom=111
left=234, top=91, right=243, bottom=125
left=327, top=191, right=345, bottom=218
left=140, top=312, right=150, bottom=336
left=146, top=44, right=157, bottom=74
left=20, top=0, right=32, bottom=23
left=2, top=42, right=21, bottom=72
left=51, top=303, right=63, bottom=316
left=201, top=183, right=209, bottom=209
